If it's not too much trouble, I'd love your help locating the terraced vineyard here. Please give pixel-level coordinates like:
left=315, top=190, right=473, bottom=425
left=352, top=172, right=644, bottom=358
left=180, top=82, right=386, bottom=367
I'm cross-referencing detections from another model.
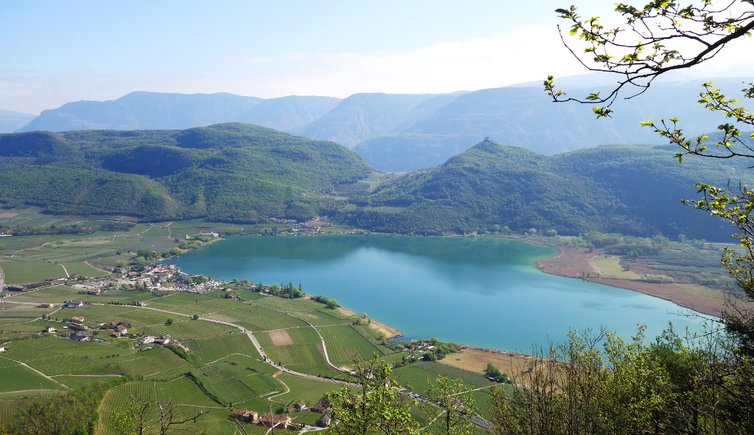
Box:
left=0, top=274, right=398, bottom=432
left=0, top=212, right=497, bottom=432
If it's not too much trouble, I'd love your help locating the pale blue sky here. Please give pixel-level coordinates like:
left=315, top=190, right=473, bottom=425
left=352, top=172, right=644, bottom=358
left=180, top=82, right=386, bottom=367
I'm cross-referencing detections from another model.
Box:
left=1, top=1, right=750, bottom=113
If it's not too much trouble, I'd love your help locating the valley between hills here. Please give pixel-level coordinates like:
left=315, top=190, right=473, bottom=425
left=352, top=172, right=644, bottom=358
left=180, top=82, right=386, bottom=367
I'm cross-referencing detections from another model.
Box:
left=0, top=87, right=749, bottom=433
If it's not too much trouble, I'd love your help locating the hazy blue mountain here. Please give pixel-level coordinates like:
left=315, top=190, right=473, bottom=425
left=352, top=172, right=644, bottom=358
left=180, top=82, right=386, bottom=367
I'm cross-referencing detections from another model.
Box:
left=0, top=110, right=35, bottom=133
left=19, top=92, right=264, bottom=132
left=235, top=96, right=340, bottom=133
left=297, top=93, right=438, bottom=147
left=354, top=133, right=477, bottom=172
left=349, top=139, right=752, bottom=240
left=354, top=79, right=744, bottom=171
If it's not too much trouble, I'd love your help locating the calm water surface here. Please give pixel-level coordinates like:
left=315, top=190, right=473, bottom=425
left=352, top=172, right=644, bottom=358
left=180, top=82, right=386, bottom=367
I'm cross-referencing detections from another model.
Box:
left=171, top=235, right=711, bottom=352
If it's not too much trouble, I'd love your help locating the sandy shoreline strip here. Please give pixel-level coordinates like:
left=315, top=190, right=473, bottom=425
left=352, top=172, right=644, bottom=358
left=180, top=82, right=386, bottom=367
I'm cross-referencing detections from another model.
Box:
left=336, top=306, right=403, bottom=339
left=536, top=246, right=726, bottom=317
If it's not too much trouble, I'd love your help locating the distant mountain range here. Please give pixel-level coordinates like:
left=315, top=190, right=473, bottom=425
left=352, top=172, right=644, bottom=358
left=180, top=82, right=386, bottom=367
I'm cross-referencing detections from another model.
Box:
left=0, top=124, right=748, bottom=240
left=18, top=92, right=340, bottom=134
left=14, top=76, right=744, bottom=171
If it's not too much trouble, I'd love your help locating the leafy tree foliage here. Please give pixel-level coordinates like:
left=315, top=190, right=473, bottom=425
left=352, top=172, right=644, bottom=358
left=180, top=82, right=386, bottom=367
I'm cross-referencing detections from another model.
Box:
left=3, top=381, right=119, bottom=434
left=428, top=376, right=477, bottom=435
left=484, top=363, right=511, bottom=384
left=325, top=356, right=419, bottom=435
left=312, top=294, right=341, bottom=309
left=491, top=326, right=754, bottom=434
left=541, top=1, right=754, bottom=431
left=545, top=1, right=754, bottom=117
left=111, top=395, right=207, bottom=435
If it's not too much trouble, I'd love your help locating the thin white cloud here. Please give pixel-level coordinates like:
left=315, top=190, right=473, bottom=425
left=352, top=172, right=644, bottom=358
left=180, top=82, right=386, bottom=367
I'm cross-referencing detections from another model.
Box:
left=227, top=27, right=587, bottom=97
left=2, top=25, right=752, bottom=113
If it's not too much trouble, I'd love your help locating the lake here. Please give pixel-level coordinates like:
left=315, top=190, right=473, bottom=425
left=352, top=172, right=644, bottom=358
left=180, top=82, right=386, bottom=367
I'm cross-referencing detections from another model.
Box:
left=170, top=235, right=712, bottom=352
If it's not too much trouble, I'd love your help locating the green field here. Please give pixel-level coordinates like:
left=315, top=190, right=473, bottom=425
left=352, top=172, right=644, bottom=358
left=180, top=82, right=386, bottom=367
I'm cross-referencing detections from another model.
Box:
left=97, top=379, right=231, bottom=435
left=393, top=361, right=498, bottom=418
left=0, top=260, right=66, bottom=284
left=0, top=361, right=62, bottom=392
left=0, top=213, right=485, bottom=432
left=189, top=334, right=258, bottom=365
left=320, top=324, right=385, bottom=365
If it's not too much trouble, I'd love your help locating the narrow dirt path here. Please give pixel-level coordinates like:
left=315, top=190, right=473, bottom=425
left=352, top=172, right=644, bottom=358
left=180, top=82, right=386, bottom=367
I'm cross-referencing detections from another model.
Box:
left=0, top=355, right=70, bottom=390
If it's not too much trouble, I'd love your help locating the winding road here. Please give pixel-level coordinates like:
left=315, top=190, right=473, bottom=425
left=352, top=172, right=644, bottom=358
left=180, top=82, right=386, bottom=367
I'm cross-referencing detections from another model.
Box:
left=100, top=303, right=360, bottom=387
left=2, top=292, right=492, bottom=431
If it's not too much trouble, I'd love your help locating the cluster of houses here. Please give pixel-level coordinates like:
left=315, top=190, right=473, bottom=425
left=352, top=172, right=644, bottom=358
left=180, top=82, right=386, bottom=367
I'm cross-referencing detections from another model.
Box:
left=231, top=398, right=331, bottom=430
left=120, top=265, right=222, bottom=294
left=59, top=316, right=92, bottom=342
left=266, top=216, right=338, bottom=235
left=105, top=321, right=129, bottom=337
left=53, top=316, right=128, bottom=341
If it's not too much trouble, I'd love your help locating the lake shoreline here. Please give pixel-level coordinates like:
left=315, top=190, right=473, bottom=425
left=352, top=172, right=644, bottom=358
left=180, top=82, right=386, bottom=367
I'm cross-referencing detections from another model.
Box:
left=536, top=245, right=725, bottom=317
left=170, top=232, right=710, bottom=353
left=335, top=306, right=404, bottom=339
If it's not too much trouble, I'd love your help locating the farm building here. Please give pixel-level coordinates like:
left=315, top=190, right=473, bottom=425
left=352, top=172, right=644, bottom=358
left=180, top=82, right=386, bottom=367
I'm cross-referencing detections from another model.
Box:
left=68, top=331, right=91, bottom=342
left=260, top=414, right=292, bottom=429
left=231, top=409, right=259, bottom=424
left=286, top=400, right=308, bottom=413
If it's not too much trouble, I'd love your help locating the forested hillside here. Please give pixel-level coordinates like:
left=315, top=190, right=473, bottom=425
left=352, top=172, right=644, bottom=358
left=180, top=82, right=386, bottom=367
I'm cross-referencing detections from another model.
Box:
left=0, top=124, right=373, bottom=221
left=348, top=139, right=751, bottom=240
left=2, top=124, right=750, bottom=240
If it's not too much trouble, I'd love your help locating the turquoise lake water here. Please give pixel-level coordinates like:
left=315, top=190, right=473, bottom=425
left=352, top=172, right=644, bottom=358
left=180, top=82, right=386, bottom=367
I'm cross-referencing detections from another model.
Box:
left=170, top=235, right=712, bottom=352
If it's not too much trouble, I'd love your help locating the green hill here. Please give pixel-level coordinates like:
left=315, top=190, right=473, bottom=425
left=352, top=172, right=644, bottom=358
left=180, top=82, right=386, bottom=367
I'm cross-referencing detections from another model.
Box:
left=348, top=139, right=751, bottom=240
left=0, top=123, right=373, bottom=221
left=2, top=124, right=750, bottom=241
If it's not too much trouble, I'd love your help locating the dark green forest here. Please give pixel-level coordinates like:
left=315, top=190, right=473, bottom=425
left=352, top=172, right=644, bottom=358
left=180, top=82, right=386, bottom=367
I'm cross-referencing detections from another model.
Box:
left=0, top=124, right=372, bottom=222
left=349, top=139, right=752, bottom=240
left=1, top=125, right=751, bottom=240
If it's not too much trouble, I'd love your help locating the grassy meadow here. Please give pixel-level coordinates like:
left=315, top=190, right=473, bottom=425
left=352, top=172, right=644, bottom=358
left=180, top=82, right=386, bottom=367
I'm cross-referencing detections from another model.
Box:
left=0, top=206, right=511, bottom=432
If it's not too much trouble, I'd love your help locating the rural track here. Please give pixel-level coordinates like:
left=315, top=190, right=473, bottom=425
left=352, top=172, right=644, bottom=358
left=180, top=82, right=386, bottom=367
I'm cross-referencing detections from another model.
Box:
left=0, top=355, right=70, bottom=390
left=2, top=296, right=492, bottom=431
left=266, top=370, right=290, bottom=402
left=289, top=314, right=355, bottom=376
left=92, top=303, right=360, bottom=388
left=84, top=261, right=109, bottom=275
